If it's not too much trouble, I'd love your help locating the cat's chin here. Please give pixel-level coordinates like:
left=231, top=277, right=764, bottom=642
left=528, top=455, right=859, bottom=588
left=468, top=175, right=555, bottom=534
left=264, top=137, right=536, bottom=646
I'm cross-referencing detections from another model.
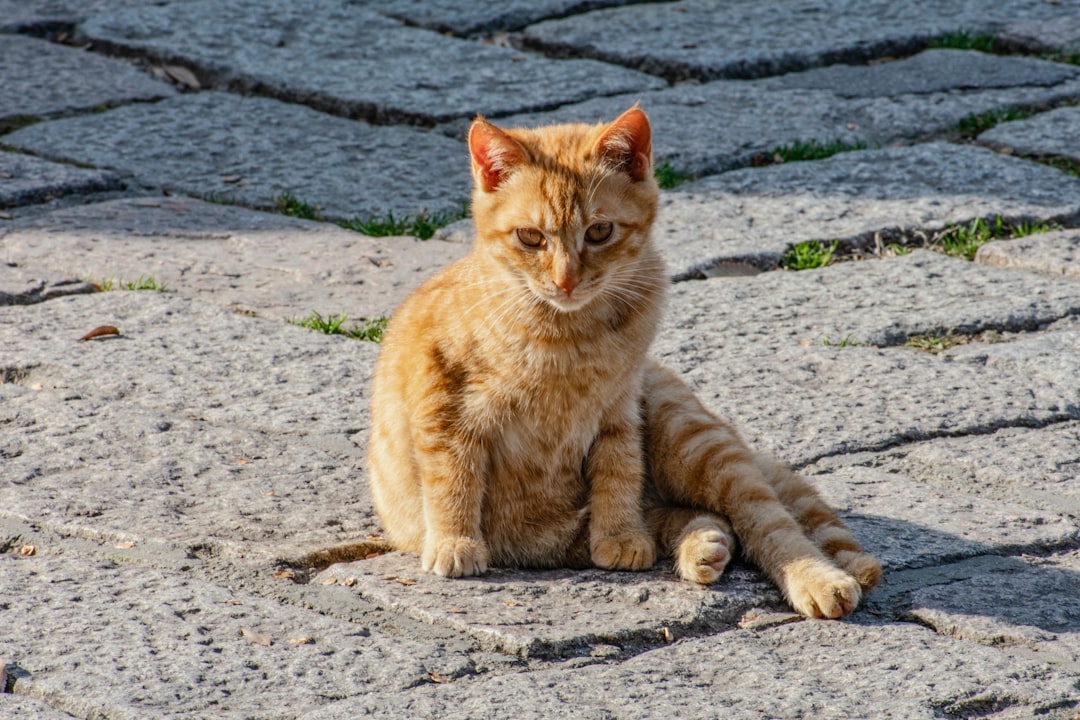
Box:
left=543, top=293, right=594, bottom=313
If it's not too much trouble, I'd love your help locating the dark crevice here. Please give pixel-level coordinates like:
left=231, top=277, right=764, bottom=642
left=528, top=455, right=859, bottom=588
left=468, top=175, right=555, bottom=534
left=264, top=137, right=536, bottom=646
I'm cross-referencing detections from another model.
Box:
left=794, top=413, right=1080, bottom=471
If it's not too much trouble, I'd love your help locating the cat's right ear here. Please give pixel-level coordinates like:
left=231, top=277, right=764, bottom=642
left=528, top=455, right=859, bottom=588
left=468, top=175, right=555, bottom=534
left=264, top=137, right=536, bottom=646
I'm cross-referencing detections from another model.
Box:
left=468, top=118, right=525, bottom=192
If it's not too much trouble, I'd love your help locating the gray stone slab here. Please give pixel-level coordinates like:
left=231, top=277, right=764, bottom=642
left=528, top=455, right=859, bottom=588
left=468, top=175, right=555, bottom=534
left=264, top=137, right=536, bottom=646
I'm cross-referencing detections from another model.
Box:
left=437, top=143, right=1080, bottom=276
left=1002, top=16, right=1080, bottom=53
left=659, top=143, right=1080, bottom=277
left=764, top=48, right=1079, bottom=97
left=804, top=465, right=1078, bottom=572
left=0, top=292, right=384, bottom=563
left=810, top=421, right=1080, bottom=520
left=905, top=550, right=1080, bottom=666
left=301, top=620, right=1080, bottom=720
left=0, top=35, right=174, bottom=123
left=0, top=695, right=80, bottom=720
left=0, top=0, right=171, bottom=33
left=979, top=105, right=1080, bottom=161
left=0, top=150, right=122, bottom=209
left=0, top=196, right=469, bottom=320
left=0, top=553, right=459, bottom=720
left=653, top=252, right=1080, bottom=465
left=488, top=51, right=1080, bottom=179
left=4, top=93, right=472, bottom=221
left=664, top=249, right=1080, bottom=355
left=0, top=263, right=95, bottom=305
left=79, top=0, right=664, bottom=126
left=521, top=0, right=1075, bottom=81
left=314, top=552, right=783, bottom=657
left=976, top=229, right=1080, bottom=278
left=373, top=0, right=645, bottom=36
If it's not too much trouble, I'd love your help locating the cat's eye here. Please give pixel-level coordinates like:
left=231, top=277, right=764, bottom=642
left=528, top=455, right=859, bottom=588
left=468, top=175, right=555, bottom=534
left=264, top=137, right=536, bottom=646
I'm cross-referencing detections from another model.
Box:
left=584, top=222, right=613, bottom=245
left=516, top=228, right=545, bottom=248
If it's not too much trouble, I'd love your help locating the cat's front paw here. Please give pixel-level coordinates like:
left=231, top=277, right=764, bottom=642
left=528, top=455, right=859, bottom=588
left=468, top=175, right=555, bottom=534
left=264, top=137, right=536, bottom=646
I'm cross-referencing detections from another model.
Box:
left=422, top=535, right=489, bottom=578
left=591, top=531, right=657, bottom=571
left=782, top=557, right=863, bottom=619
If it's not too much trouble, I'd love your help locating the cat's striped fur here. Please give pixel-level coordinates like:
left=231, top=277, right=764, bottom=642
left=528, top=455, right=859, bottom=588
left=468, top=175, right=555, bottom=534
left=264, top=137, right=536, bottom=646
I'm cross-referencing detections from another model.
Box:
left=367, top=107, right=880, bottom=618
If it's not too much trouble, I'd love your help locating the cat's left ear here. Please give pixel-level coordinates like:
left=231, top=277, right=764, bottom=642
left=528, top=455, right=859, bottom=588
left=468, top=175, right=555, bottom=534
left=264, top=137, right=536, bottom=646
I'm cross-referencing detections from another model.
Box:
left=468, top=117, right=526, bottom=193
left=596, top=106, right=652, bottom=182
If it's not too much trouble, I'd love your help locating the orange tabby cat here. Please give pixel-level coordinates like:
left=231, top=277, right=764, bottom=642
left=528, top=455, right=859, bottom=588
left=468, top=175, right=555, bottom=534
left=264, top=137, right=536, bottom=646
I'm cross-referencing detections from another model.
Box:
left=367, top=107, right=881, bottom=619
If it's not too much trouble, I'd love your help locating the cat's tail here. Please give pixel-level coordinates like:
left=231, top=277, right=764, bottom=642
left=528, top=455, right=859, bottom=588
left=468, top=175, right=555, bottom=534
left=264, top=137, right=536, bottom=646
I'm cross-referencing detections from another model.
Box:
left=641, top=359, right=880, bottom=618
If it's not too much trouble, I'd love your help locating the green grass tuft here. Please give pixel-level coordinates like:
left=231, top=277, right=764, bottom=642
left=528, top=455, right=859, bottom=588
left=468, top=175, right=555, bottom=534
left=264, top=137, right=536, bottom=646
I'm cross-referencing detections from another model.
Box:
left=772, top=139, right=867, bottom=164
left=654, top=161, right=693, bottom=190
left=274, top=192, right=323, bottom=221
left=933, top=216, right=1060, bottom=261
left=905, top=334, right=962, bottom=354
left=821, top=334, right=865, bottom=348
left=98, top=276, right=167, bottom=292
left=953, top=107, right=1034, bottom=137
left=780, top=240, right=838, bottom=271
left=929, top=30, right=999, bottom=53
left=288, top=311, right=388, bottom=343
left=339, top=204, right=468, bottom=241
left=347, top=316, right=388, bottom=343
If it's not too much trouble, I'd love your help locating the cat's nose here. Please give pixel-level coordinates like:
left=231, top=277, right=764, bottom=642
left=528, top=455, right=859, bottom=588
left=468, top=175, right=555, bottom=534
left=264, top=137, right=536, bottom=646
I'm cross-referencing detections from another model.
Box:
left=555, top=274, right=579, bottom=297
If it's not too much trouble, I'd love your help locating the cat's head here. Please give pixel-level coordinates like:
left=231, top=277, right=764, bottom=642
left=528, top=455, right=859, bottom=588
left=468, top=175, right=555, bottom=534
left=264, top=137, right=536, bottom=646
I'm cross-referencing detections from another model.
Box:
left=467, top=106, right=661, bottom=314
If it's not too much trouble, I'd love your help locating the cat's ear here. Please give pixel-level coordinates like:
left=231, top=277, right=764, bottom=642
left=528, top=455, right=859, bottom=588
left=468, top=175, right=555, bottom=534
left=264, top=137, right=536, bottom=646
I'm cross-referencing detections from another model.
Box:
left=595, top=105, right=652, bottom=182
left=468, top=117, right=526, bottom=192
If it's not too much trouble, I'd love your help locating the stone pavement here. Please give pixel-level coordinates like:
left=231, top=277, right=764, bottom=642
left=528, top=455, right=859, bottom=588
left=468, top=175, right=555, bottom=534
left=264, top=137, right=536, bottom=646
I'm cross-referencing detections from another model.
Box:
left=2, top=1, right=1080, bottom=718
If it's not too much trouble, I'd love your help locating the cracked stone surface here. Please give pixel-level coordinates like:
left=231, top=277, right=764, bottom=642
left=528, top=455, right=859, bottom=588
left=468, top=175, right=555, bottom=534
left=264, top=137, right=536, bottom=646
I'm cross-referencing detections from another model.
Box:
left=4, top=1, right=1080, bottom=717
left=0, top=150, right=123, bottom=209
left=486, top=50, right=1080, bottom=178
left=4, top=93, right=473, bottom=220
left=979, top=105, right=1080, bottom=161
left=521, top=0, right=1078, bottom=81
left=79, top=0, right=664, bottom=125
left=976, top=228, right=1080, bottom=278
left=0, top=195, right=470, bottom=320
left=0, top=554, right=465, bottom=720
left=0, top=35, right=175, bottom=123
left=300, top=620, right=1080, bottom=720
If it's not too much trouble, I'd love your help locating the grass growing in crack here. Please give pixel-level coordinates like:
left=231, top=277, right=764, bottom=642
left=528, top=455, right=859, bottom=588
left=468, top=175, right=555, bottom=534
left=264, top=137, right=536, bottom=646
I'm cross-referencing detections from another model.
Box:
left=953, top=107, right=1035, bottom=137
left=780, top=240, right=838, bottom=270
left=288, top=312, right=387, bottom=343
left=1031, top=155, right=1080, bottom=179
left=822, top=334, right=865, bottom=348
left=654, top=161, right=693, bottom=189
left=98, top=276, right=167, bottom=292
left=930, top=30, right=1000, bottom=53
left=933, top=216, right=1061, bottom=261
left=339, top=204, right=469, bottom=241
left=904, top=335, right=964, bottom=354
left=772, top=139, right=867, bottom=163
left=274, top=192, right=323, bottom=221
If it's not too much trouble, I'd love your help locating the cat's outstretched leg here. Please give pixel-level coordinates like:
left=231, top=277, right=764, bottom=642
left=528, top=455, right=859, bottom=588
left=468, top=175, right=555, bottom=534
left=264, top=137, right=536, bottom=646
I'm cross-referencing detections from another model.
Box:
left=752, top=455, right=882, bottom=593
left=641, top=360, right=870, bottom=619
left=647, top=506, right=735, bottom=584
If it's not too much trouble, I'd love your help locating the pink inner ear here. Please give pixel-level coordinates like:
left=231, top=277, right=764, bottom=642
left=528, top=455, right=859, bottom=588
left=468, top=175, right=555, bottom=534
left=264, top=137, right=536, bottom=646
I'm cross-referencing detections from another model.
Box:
left=468, top=120, right=523, bottom=192
left=598, top=107, right=652, bottom=182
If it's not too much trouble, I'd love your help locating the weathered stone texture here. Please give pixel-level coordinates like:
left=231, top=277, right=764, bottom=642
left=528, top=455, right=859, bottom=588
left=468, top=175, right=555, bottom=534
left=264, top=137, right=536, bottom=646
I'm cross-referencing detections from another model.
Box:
left=0, top=150, right=122, bottom=209
left=0, top=196, right=469, bottom=320
left=79, top=0, right=664, bottom=125
left=976, top=229, right=1080, bottom=278
left=521, top=0, right=1078, bottom=81
left=979, top=105, right=1080, bottom=161
left=4, top=93, right=472, bottom=220
left=0, top=35, right=174, bottom=122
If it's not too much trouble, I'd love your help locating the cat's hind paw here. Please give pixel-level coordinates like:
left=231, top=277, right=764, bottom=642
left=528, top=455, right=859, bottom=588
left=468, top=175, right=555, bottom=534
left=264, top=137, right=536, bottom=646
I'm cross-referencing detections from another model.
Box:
left=422, top=535, right=489, bottom=578
left=591, top=531, right=657, bottom=571
left=675, top=526, right=732, bottom=585
left=782, top=558, right=863, bottom=619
